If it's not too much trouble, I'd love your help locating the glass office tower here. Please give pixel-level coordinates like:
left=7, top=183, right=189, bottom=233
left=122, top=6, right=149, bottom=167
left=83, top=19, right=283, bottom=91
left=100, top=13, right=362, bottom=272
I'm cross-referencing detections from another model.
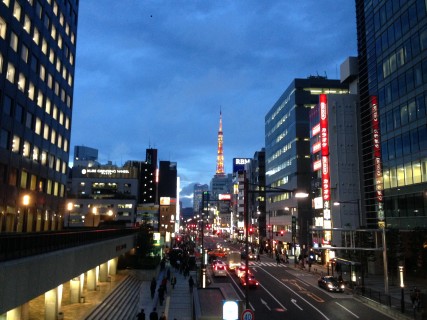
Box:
left=356, top=0, right=427, bottom=230
left=0, top=0, right=79, bottom=232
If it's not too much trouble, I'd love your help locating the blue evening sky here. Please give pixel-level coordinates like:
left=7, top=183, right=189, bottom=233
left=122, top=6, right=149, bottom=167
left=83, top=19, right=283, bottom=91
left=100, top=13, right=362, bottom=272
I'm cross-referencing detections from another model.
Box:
left=70, top=1, right=357, bottom=206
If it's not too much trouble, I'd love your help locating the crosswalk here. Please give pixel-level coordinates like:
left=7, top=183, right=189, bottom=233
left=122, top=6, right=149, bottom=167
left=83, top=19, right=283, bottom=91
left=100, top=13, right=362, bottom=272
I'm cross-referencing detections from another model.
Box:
left=248, top=261, right=290, bottom=267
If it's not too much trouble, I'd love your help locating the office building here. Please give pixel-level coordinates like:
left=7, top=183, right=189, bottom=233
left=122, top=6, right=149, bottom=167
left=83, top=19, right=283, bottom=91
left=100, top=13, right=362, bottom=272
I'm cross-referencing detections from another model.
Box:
left=265, top=77, right=348, bottom=253
left=0, top=0, right=79, bottom=233
left=73, top=145, right=99, bottom=167
left=193, top=183, right=208, bottom=214
left=356, top=0, right=427, bottom=229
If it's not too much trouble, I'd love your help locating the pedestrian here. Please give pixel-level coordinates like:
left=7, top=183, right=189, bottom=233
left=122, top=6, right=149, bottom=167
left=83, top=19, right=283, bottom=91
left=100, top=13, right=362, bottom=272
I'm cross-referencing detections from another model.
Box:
left=276, top=253, right=280, bottom=265
left=137, top=308, right=145, bottom=320
left=166, top=268, right=171, bottom=280
left=150, top=277, right=157, bottom=299
left=159, top=312, right=167, bottom=320
left=158, top=285, right=165, bottom=306
left=256, top=253, right=260, bottom=262
left=161, top=276, right=168, bottom=293
left=188, top=275, right=194, bottom=293
left=171, top=275, right=177, bottom=289
left=149, top=308, right=158, bottom=320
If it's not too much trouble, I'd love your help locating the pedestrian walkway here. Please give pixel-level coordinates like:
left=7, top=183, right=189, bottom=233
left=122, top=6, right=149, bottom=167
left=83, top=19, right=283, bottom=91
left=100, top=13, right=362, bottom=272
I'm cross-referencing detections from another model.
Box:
left=138, top=262, right=192, bottom=320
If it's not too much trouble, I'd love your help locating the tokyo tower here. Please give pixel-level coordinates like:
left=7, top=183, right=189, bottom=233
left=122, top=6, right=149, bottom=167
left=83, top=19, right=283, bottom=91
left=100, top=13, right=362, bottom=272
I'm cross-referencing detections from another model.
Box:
left=215, top=110, right=225, bottom=176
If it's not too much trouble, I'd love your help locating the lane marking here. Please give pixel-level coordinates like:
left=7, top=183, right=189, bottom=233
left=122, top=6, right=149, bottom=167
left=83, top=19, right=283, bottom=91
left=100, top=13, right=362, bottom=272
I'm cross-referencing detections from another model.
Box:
left=258, top=267, right=330, bottom=320
left=227, top=272, right=256, bottom=311
left=335, top=302, right=360, bottom=318
left=259, top=283, right=287, bottom=311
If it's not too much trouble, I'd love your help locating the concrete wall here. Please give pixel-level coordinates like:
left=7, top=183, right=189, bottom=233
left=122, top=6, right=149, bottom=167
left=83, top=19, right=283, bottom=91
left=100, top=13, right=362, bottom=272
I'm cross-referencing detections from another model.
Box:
left=0, top=234, right=135, bottom=313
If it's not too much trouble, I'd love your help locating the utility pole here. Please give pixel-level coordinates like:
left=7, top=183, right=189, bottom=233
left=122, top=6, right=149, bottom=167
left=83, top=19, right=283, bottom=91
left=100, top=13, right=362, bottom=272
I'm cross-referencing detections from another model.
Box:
left=244, top=172, right=249, bottom=309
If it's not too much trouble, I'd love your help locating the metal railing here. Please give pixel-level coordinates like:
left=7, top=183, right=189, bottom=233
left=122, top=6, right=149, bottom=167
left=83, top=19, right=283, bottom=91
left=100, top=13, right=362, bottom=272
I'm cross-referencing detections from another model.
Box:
left=0, top=228, right=138, bottom=262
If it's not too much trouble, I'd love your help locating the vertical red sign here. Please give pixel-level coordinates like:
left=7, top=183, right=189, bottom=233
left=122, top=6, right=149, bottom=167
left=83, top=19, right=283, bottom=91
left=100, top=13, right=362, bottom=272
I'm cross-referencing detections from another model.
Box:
left=320, top=94, right=331, bottom=244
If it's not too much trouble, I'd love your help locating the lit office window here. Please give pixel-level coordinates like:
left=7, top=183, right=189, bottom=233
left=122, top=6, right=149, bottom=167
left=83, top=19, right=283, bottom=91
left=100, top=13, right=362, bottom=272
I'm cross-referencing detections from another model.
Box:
left=53, top=2, right=57, bottom=15
left=54, top=81, right=59, bottom=95
left=37, top=91, right=43, bottom=108
left=21, top=44, right=28, bottom=62
left=69, top=53, right=74, bottom=65
left=57, top=134, right=62, bottom=148
left=62, top=162, right=66, bottom=174
left=49, top=48, right=54, bottom=63
left=39, top=64, right=45, bottom=81
left=23, top=141, right=30, bottom=157
left=63, top=138, right=68, bottom=152
left=71, top=32, right=75, bottom=45
left=58, top=34, right=62, bottom=49
left=66, top=95, right=71, bottom=108
left=0, top=17, right=6, bottom=39
left=55, top=158, right=60, bottom=172
left=0, top=54, right=3, bottom=73
left=45, top=98, right=51, bottom=114
left=53, top=105, right=57, bottom=119
left=12, top=135, right=20, bottom=153
left=65, top=23, right=69, bottom=36
left=2, top=0, right=9, bottom=7
left=10, top=32, right=18, bottom=51
left=59, top=13, right=64, bottom=26
left=62, top=65, right=66, bottom=79
left=47, top=73, right=52, bottom=89
left=20, top=171, right=27, bottom=189
left=28, top=82, right=35, bottom=100
left=65, top=117, right=69, bottom=130
left=13, top=2, right=21, bottom=21
left=60, top=88, right=65, bottom=102
left=6, top=63, right=15, bottom=83
left=43, top=124, right=49, bottom=140
left=68, top=74, right=73, bottom=87
left=59, top=111, right=64, bottom=125
left=56, top=59, right=60, bottom=72
left=47, top=180, right=52, bottom=194
left=41, top=151, right=47, bottom=165
left=51, top=25, right=56, bottom=40
left=30, top=175, right=37, bottom=190
left=18, top=73, right=26, bottom=92
left=35, top=117, right=41, bottom=135
left=33, top=146, right=39, bottom=162
left=23, top=15, right=31, bottom=33
left=33, top=27, right=40, bottom=45
left=50, top=129, right=56, bottom=144
left=42, top=39, right=47, bottom=54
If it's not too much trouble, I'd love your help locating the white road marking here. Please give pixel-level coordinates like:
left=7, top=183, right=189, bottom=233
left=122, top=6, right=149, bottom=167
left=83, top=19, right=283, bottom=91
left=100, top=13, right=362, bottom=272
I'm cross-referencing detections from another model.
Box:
left=335, top=302, right=360, bottom=318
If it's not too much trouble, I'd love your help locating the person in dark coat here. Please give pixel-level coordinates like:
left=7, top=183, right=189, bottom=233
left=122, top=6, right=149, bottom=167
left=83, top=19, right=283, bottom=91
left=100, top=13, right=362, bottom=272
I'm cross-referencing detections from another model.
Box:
left=171, top=275, right=177, bottom=289
left=150, top=277, right=157, bottom=299
left=188, top=275, right=194, bottom=293
left=158, top=285, right=165, bottom=306
left=137, top=308, right=145, bottom=320
left=149, top=308, right=158, bottom=320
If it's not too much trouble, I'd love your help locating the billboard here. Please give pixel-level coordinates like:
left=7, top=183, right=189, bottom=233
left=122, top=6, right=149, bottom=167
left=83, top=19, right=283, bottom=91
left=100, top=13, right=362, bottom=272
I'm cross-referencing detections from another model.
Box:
left=232, top=158, right=251, bottom=173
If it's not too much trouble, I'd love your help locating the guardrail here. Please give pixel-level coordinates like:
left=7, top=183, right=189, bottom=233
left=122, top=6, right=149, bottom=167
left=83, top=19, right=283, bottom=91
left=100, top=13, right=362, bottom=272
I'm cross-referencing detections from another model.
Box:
left=0, top=228, right=139, bottom=262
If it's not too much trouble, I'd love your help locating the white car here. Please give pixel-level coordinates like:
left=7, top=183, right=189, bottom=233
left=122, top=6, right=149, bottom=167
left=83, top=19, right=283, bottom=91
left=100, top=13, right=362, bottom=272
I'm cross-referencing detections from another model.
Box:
left=212, top=260, right=227, bottom=277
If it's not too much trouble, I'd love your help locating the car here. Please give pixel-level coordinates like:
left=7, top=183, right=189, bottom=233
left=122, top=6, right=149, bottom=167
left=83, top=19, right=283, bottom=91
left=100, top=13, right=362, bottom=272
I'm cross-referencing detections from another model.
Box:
left=235, top=264, right=252, bottom=278
left=239, top=273, right=259, bottom=288
left=318, top=276, right=345, bottom=292
left=212, top=260, right=227, bottom=277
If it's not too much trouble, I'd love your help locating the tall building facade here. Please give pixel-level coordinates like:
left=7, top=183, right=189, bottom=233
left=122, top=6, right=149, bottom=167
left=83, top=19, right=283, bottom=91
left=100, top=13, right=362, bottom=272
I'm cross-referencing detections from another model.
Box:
left=73, top=145, right=99, bottom=167
left=193, top=183, right=208, bottom=214
left=356, top=0, right=427, bottom=230
left=265, top=77, right=348, bottom=252
left=0, top=0, right=79, bottom=233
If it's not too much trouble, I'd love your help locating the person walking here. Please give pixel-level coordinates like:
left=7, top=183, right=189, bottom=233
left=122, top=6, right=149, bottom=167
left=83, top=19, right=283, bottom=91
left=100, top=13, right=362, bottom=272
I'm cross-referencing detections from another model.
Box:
left=188, top=275, right=194, bottom=293
left=158, top=285, right=165, bottom=306
left=171, top=275, right=177, bottom=289
left=137, top=308, right=145, bottom=320
left=149, top=308, right=158, bottom=320
left=159, top=312, right=167, bottom=320
left=256, top=253, right=261, bottom=262
left=150, top=277, right=157, bottom=299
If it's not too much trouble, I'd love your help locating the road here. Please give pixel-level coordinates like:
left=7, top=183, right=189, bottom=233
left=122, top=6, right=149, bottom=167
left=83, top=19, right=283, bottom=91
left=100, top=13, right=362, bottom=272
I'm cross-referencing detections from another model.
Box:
left=207, top=239, right=393, bottom=320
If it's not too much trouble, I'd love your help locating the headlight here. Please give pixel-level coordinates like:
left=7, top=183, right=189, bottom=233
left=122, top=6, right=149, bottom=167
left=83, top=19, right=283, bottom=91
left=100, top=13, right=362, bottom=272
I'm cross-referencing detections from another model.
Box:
left=327, top=283, right=334, bottom=288
left=340, top=284, right=345, bottom=289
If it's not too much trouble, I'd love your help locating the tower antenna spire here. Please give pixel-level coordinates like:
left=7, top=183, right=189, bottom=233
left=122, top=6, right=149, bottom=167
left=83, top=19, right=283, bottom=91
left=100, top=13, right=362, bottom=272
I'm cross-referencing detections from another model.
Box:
left=215, top=108, right=225, bottom=176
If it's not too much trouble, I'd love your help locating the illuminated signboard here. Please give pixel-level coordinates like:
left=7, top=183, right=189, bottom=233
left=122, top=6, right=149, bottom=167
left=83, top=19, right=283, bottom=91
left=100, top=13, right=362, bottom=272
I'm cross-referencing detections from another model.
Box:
left=371, top=96, right=385, bottom=226
left=232, top=158, right=251, bottom=173
left=160, top=197, right=170, bottom=205
left=81, top=168, right=130, bottom=175
left=313, top=159, right=321, bottom=171
left=320, top=94, right=332, bottom=245
left=312, top=123, right=321, bottom=136
left=312, top=141, right=321, bottom=154
left=219, top=194, right=231, bottom=200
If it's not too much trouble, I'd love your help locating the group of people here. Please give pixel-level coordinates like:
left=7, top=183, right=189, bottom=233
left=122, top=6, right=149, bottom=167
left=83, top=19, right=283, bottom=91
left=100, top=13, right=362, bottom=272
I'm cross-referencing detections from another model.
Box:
left=136, top=308, right=168, bottom=320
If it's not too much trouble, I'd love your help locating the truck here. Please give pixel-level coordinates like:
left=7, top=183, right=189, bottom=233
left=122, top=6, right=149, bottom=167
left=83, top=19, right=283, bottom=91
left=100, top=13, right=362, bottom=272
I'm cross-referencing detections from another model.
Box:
left=227, top=251, right=241, bottom=270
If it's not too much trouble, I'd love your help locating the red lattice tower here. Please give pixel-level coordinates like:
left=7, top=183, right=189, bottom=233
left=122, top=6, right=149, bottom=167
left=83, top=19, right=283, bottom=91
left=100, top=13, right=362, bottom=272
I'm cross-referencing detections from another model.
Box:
left=215, top=110, right=225, bottom=176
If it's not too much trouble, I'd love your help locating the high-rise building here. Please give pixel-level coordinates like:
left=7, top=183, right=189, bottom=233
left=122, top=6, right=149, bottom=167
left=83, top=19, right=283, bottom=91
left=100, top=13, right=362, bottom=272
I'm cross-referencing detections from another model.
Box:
left=73, top=146, right=99, bottom=167
left=193, top=183, right=208, bottom=214
left=0, top=0, right=79, bottom=233
left=356, top=0, right=427, bottom=231
left=265, top=77, right=348, bottom=252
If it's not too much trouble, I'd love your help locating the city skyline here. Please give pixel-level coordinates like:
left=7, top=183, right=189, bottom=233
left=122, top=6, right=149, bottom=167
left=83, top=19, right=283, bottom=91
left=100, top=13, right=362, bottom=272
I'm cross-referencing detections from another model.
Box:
left=70, top=1, right=357, bottom=203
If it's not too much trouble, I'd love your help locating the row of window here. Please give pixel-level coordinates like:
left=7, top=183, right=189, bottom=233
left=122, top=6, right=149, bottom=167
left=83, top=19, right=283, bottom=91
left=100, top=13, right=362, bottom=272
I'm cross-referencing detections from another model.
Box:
left=384, top=192, right=426, bottom=218
left=381, top=125, right=427, bottom=160
left=0, top=128, right=68, bottom=174
left=374, top=0, right=426, bottom=35
left=378, top=61, right=426, bottom=110
left=383, top=156, right=427, bottom=188
left=380, top=28, right=427, bottom=80
left=380, top=92, right=426, bottom=134
left=0, top=163, right=65, bottom=197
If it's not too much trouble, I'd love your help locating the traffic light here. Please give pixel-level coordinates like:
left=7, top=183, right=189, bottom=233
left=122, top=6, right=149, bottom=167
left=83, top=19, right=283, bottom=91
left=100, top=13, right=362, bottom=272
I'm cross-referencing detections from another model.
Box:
left=249, top=227, right=253, bottom=234
left=280, top=230, right=284, bottom=236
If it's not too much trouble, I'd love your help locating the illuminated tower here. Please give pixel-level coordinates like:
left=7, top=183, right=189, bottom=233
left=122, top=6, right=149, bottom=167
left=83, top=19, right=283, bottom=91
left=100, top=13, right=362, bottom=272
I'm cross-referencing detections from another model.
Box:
left=215, top=111, right=225, bottom=176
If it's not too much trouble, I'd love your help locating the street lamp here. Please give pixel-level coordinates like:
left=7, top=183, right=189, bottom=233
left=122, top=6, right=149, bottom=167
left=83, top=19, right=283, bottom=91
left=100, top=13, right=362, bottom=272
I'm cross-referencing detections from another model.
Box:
left=399, top=265, right=404, bottom=313
left=22, top=195, right=30, bottom=232
left=67, top=202, right=73, bottom=227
